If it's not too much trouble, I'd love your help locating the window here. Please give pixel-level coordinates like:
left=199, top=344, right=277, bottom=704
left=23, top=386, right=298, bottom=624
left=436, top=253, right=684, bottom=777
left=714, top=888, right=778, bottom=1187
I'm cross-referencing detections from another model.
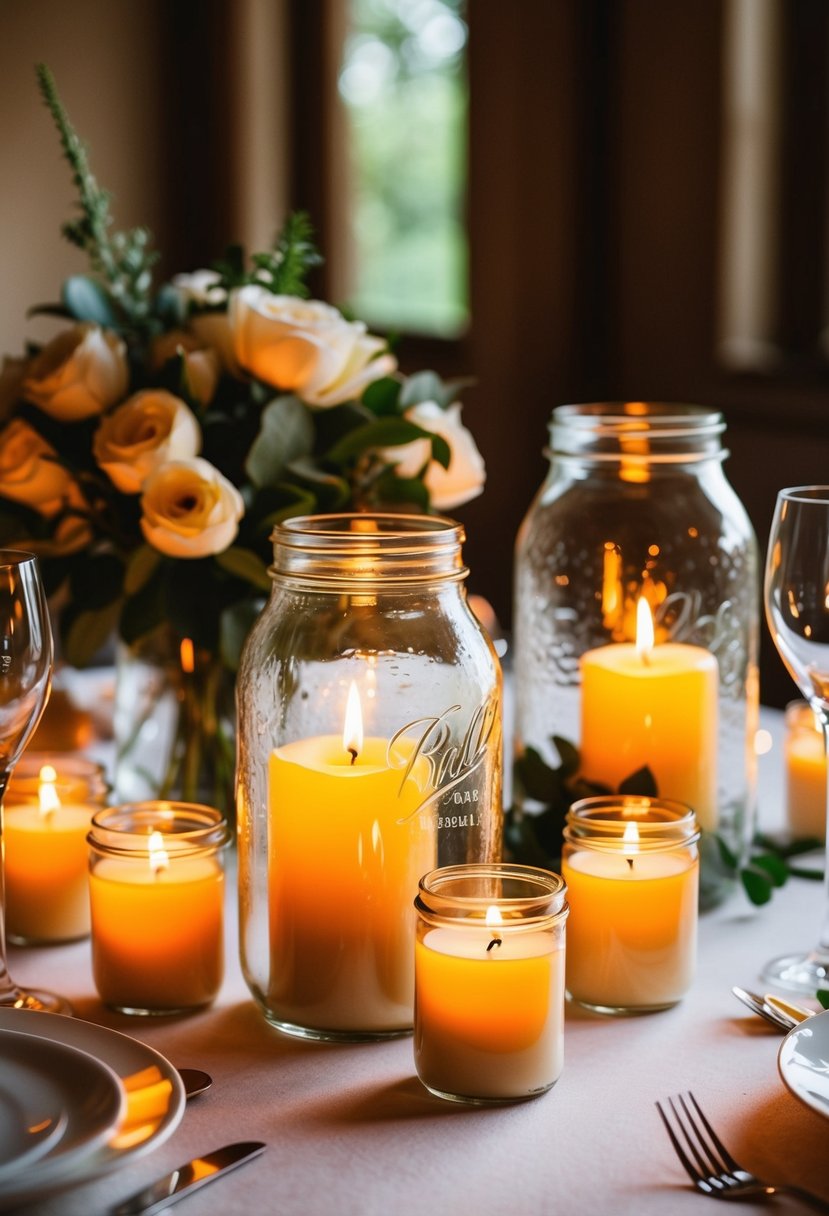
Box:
left=337, top=0, right=468, bottom=336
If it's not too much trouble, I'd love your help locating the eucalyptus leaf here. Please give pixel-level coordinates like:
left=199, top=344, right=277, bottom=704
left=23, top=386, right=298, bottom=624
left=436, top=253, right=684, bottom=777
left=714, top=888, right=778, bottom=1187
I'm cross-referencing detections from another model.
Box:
left=245, top=395, right=314, bottom=488
left=215, top=546, right=271, bottom=592
left=400, top=370, right=455, bottom=410
left=61, top=274, right=118, bottom=327
left=750, top=852, right=789, bottom=887
left=63, top=600, right=122, bottom=668
left=740, top=867, right=773, bottom=906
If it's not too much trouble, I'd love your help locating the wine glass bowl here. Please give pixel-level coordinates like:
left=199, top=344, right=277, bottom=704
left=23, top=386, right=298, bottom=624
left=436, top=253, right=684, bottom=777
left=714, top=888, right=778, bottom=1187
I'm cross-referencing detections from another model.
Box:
left=763, top=487, right=829, bottom=994
left=0, top=550, right=68, bottom=1012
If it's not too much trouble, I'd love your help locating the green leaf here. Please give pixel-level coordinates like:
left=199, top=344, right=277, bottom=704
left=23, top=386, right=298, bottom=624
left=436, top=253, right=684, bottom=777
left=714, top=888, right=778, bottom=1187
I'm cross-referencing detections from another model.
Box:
left=326, top=417, right=429, bottom=464
left=740, top=866, right=774, bottom=906
left=61, top=274, right=118, bottom=328
left=514, top=746, right=561, bottom=805
left=399, top=370, right=465, bottom=411
left=214, top=546, right=271, bottom=592
left=361, top=376, right=402, bottom=417
left=245, top=396, right=314, bottom=488
left=284, top=458, right=350, bottom=509
left=257, top=484, right=318, bottom=528
left=619, top=765, right=658, bottom=797
left=220, top=599, right=264, bottom=670
left=430, top=433, right=451, bottom=470
left=817, top=989, right=829, bottom=1010
left=124, top=545, right=161, bottom=596
left=374, top=471, right=430, bottom=510
left=551, top=735, right=580, bottom=779
left=750, top=852, right=789, bottom=888
left=504, top=812, right=555, bottom=868
left=713, top=831, right=739, bottom=870
left=63, top=600, right=122, bottom=668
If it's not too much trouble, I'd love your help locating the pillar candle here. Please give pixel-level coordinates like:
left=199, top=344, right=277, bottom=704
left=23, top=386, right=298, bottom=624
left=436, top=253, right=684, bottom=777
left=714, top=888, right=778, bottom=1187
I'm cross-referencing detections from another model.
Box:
left=580, top=598, right=719, bottom=830
left=267, top=683, right=435, bottom=1036
left=785, top=702, right=827, bottom=840
left=4, top=765, right=95, bottom=943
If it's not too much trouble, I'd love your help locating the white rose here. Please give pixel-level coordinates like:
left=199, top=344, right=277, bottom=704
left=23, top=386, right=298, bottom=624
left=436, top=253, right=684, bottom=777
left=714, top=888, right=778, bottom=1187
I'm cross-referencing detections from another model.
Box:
left=0, top=418, right=80, bottom=515
left=150, top=331, right=221, bottom=405
left=230, top=286, right=396, bottom=407
left=140, top=457, right=244, bottom=558
left=93, top=390, right=202, bottom=494
left=381, top=401, right=486, bottom=511
left=22, top=323, right=128, bottom=421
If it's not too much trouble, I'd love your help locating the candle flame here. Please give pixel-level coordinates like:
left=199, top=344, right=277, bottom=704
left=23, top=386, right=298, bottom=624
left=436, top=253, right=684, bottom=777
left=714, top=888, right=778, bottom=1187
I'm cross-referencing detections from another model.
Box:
left=343, top=681, right=363, bottom=761
left=622, top=821, right=640, bottom=855
left=148, top=831, right=169, bottom=876
left=38, top=765, right=60, bottom=817
left=635, top=597, right=654, bottom=662
left=485, top=905, right=504, bottom=929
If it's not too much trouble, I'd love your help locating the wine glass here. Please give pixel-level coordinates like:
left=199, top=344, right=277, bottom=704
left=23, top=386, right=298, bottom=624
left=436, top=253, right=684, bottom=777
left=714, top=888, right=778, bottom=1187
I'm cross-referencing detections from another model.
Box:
left=763, top=486, right=829, bottom=994
left=0, top=550, right=68, bottom=1012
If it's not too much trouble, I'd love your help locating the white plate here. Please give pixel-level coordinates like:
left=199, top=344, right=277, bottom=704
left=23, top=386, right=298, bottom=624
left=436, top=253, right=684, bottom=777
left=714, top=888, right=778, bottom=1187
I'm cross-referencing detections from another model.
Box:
left=778, top=1007, right=829, bottom=1120
left=0, top=1010, right=185, bottom=1209
left=0, top=1030, right=123, bottom=1188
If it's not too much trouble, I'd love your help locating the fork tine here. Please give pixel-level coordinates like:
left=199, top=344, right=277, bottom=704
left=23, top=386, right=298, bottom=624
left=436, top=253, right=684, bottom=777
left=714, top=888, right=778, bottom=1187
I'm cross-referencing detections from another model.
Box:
left=655, top=1099, right=702, bottom=1186
left=686, top=1091, right=740, bottom=1175
left=674, top=1094, right=725, bottom=1181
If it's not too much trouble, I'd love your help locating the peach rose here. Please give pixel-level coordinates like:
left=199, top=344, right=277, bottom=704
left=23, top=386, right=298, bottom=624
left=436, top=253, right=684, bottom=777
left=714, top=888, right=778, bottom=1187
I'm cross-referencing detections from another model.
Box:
left=380, top=401, right=486, bottom=510
left=0, top=418, right=80, bottom=515
left=22, top=324, right=128, bottom=421
left=93, top=391, right=202, bottom=494
left=140, top=458, right=244, bottom=557
left=230, top=286, right=396, bottom=407
left=150, top=332, right=221, bottom=406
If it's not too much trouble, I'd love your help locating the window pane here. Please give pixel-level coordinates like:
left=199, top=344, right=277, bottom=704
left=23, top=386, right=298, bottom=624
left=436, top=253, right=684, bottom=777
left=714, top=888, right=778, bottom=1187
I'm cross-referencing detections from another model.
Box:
left=338, top=0, right=468, bottom=336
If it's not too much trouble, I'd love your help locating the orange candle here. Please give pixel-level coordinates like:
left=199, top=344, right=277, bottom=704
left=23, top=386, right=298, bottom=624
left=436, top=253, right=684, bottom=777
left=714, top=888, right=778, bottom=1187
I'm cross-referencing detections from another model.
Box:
left=785, top=701, right=827, bottom=840
left=580, top=598, right=719, bottom=829
left=267, top=684, right=435, bottom=1036
left=4, top=764, right=98, bottom=943
left=562, top=797, right=699, bottom=1013
left=88, top=804, right=228, bottom=1014
left=414, top=865, right=568, bottom=1103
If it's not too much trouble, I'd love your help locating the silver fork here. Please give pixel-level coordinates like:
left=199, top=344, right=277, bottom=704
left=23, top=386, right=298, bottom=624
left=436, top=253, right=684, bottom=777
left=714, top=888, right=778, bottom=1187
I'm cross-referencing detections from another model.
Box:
left=656, top=1092, right=829, bottom=1211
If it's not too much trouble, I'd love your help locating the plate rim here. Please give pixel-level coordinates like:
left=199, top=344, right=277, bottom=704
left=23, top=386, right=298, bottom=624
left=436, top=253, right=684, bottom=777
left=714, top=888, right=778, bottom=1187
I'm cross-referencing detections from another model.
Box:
left=777, top=1006, right=829, bottom=1121
left=0, top=1009, right=185, bottom=1207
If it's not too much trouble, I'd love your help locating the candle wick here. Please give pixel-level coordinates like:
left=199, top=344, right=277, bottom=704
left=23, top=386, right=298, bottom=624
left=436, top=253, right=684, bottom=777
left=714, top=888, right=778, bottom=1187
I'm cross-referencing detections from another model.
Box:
left=626, top=857, right=634, bottom=871
left=486, top=936, right=502, bottom=952
left=348, top=747, right=358, bottom=766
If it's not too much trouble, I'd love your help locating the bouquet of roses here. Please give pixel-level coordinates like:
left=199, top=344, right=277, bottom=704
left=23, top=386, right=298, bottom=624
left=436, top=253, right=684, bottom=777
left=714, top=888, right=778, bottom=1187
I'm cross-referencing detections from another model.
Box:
left=0, top=65, right=485, bottom=671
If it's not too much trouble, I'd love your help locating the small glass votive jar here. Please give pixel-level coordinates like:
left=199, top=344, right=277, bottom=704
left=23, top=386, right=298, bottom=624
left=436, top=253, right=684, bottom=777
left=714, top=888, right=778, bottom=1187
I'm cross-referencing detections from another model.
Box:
left=784, top=700, right=827, bottom=842
left=562, top=796, right=699, bottom=1015
left=4, top=755, right=109, bottom=945
left=88, top=803, right=230, bottom=1015
left=414, top=864, right=568, bottom=1105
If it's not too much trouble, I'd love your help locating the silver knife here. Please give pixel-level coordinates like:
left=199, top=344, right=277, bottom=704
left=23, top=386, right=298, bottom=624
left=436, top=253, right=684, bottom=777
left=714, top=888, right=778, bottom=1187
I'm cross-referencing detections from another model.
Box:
left=111, top=1141, right=266, bottom=1215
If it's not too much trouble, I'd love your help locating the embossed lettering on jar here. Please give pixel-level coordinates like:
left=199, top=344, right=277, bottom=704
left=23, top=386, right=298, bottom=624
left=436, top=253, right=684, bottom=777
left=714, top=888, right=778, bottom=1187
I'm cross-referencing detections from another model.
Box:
left=513, top=403, right=759, bottom=908
left=236, top=514, right=503, bottom=1041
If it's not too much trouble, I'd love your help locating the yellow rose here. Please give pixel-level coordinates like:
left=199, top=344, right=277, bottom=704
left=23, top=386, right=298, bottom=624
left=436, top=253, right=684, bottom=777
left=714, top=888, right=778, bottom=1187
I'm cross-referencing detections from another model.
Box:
left=380, top=401, right=486, bottom=510
left=93, top=390, right=202, bottom=494
left=230, top=286, right=396, bottom=407
left=140, top=458, right=244, bottom=558
left=23, top=323, right=128, bottom=421
left=150, top=331, right=221, bottom=406
left=0, top=418, right=80, bottom=515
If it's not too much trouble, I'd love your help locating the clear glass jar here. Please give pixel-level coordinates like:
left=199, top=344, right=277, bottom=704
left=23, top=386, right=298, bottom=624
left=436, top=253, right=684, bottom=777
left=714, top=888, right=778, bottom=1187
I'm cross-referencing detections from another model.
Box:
left=4, top=756, right=108, bottom=945
left=236, top=514, right=503, bottom=1042
left=513, top=403, right=759, bottom=907
left=562, top=796, right=699, bottom=1014
left=88, top=803, right=229, bottom=1015
left=414, top=863, right=568, bottom=1104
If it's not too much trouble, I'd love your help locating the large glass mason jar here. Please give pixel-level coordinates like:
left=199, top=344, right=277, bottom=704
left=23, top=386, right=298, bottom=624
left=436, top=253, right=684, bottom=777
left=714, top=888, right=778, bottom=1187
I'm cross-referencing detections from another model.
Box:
left=236, top=514, right=503, bottom=1041
left=513, top=403, right=759, bottom=908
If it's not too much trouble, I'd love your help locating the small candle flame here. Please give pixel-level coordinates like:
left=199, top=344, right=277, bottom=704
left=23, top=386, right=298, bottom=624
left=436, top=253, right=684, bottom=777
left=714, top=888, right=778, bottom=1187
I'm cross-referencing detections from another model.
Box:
left=38, top=765, right=60, bottom=818
left=179, top=637, right=195, bottom=674
left=485, top=905, right=503, bottom=929
left=148, top=831, right=169, bottom=876
left=343, top=682, right=363, bottom=764
left=622, top=821, right=640, bottom=855
left=635, top=597, right=654, bottom=664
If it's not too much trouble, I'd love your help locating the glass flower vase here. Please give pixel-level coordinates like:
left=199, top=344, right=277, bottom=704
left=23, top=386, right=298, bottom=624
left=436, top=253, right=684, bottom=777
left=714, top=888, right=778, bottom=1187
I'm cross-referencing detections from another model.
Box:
left=113, top=624, right=236, bottom=820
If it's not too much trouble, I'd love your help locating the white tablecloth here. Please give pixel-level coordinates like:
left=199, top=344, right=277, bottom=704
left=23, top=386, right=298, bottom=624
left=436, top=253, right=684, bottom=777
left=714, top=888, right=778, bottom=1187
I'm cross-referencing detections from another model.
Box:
left=9, top=709, right=829, bottom=1216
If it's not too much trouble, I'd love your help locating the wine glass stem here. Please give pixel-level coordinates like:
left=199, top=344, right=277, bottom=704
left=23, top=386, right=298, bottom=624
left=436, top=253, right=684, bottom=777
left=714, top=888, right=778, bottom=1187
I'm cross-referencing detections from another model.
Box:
left=0, top=772, right=19, bottom=1002
left=817, top=716, right=829, bottom=957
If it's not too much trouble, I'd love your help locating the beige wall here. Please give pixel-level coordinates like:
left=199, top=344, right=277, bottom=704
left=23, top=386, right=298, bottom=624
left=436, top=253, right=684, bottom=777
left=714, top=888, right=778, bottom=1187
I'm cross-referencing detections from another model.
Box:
left=0, top=0, right=166, bottom=353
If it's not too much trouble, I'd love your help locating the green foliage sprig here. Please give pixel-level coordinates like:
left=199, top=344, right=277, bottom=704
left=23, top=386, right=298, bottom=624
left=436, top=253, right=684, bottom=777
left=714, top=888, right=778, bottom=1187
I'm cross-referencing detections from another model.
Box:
left=506, top=737, right=825, bottom=906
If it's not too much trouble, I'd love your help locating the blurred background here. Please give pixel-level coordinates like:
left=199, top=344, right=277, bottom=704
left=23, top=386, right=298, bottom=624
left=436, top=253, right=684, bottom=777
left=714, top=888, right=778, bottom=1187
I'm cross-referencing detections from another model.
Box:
left=2, top=0, right=828, bottom=706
